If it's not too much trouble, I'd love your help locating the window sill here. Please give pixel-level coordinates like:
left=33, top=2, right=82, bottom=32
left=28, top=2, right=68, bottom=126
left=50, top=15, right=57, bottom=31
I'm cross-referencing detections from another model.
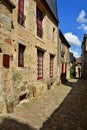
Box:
left=36, top=78, right=44, bottom=83
left=17, top=23, right=27, bottom=31
left=17, top=67, right=29, bottom=71
left=36, top=36, right=45, bottom=44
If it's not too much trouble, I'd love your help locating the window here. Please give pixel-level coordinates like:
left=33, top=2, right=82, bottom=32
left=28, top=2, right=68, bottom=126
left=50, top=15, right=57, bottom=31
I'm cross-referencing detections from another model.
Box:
left=50, top=55, right=54, bottom=78
left=18, top=44, right=25, bottom=67
left=37, top=50, right=44, bottom=79
left=52, top=27, right=55, bottom=41
left=36, top=8, right=43, bottom=38
left=18, top=0, right=25, bottom=26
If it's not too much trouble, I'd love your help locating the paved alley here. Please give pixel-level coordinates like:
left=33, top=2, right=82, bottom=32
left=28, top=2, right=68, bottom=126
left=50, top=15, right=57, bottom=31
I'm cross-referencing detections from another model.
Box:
left=0, top=78, right=87, bottom=130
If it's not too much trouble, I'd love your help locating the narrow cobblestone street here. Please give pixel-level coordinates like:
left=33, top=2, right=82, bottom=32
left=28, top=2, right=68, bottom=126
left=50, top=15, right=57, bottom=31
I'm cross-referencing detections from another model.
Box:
left=0, top=78, right=87, bottom=130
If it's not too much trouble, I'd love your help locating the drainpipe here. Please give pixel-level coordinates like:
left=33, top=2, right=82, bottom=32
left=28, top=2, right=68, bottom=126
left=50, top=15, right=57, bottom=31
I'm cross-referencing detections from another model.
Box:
left=54, top=0, right=61, bottom=85
left=57, top=28, right=61, bottom=85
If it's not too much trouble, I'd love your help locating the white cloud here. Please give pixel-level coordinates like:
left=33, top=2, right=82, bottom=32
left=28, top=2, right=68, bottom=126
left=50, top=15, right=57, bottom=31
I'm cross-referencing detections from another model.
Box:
left=74, top=52, right=80, bottom=58
left=77, top=23, right=87, bottom=32
left=76, top=10, right=87, bottom=23
left=70, top=48, right=80, bottom=58
left=64, top=32, right=81, bottom=46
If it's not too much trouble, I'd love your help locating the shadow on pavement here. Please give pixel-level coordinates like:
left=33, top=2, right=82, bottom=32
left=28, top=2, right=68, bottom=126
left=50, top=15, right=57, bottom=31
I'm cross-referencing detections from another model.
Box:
left=40, top=78, right=87, bottom=130
left=0, top=117, right=36, bottom=130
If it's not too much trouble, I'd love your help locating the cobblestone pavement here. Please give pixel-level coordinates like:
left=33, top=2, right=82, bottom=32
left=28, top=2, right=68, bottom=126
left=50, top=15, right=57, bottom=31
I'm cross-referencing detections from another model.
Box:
left=0, top=78, right=87, bottom=130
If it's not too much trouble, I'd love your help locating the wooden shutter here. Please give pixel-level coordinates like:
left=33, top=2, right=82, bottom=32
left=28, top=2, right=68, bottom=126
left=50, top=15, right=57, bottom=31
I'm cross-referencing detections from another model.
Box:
left=50, top=55, right=54, bottom=77
left=37, top=50, right=43, bottom=79
left=3, top=54, right=10, bottom=68
left=36, top=8, right=43, bottom=38
left=18, top=44, right=25, bottom=67
left=62, top=63, right=66, bottom=74
left=18, top=0, right=24, bottom=25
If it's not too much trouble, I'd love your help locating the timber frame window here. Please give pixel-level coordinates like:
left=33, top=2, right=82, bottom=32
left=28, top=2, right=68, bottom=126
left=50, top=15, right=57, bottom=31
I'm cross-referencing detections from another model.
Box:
left=37, top=50, right=44, bottom=79
left=18, top=0, right=25, bottom=26
left=50, top=55, right=54, bottom=78
left=18, top=44, right=25, bottom=67
left=36, top=8, right=43, bottom=38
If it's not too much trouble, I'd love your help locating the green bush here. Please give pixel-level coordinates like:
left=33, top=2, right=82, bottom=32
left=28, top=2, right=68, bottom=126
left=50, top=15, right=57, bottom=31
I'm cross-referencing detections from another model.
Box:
left=70, top=67, right=75, bottom=78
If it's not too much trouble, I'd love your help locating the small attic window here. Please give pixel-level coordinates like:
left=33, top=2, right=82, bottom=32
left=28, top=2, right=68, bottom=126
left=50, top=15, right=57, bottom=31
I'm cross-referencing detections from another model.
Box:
left=52, top=27, right=55, bottom=41
left=0, top=48, right=2, bottom=53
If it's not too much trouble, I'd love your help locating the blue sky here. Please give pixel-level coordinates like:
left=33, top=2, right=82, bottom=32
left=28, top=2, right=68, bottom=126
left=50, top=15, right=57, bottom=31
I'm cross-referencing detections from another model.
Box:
left=57, top=0, right=87, bottom=58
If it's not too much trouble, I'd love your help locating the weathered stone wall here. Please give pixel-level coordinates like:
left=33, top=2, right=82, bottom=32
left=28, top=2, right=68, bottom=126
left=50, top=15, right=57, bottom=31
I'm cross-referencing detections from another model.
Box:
left=59, top=37, right=70, bottom=82
left=0, top=0, right=59, bottom=112
left=0, top=0, right=14, bottom=113
left=11, top=0, right=58, bottom=104
left=81, top=35, right=87, bottom=79
left=0, top=1, right=13, bottom=54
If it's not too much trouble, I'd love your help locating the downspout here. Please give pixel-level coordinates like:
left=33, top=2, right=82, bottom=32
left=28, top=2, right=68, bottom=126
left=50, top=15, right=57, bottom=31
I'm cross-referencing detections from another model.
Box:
left=55, top=0, right=61, bottom=85
left=57, top=28, right=61, bottom=85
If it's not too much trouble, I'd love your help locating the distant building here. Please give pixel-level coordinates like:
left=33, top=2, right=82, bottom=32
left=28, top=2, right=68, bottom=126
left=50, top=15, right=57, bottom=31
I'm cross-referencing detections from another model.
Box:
left=59, top=30, right=71, bottom=83
left=76, top=57, right=82, bottom=78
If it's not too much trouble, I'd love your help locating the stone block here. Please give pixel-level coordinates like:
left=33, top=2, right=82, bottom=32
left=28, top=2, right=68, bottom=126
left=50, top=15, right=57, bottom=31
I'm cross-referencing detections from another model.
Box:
left=0, top=14, right=11, bottom=28
left=0, top=53, right=3, bottom=67
left=0, top=95, right=6, bottom=113
left=4, top=94, right=14, bottom=113
left=4, top=38, right=11, bottom=44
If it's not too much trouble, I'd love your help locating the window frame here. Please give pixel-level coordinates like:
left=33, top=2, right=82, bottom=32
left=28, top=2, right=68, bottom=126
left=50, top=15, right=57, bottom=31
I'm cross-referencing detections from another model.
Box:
left=36, top=7, right=43, bottom=38
left=18, top=0, right=25, bottom=26
left=37, top=50, right=44, bottom=80
left=18, top=44, right=25, bottom=67
left=50, top=55, right=54, bottom=78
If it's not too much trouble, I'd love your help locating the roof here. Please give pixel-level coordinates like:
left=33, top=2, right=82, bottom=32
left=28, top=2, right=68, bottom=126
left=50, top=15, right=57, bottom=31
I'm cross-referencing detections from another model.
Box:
left=59, top=30, right=71, bottom=48
left=45, top=0, right=58, bottom=22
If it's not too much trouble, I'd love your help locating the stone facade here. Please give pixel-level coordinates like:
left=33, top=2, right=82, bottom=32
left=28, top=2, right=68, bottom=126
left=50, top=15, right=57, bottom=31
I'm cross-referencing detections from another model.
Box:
left=59, top=30, right=71, bottom=83
left=0, top=0, right=59, bottom=112
left=81, top=34, right=87, bottom=79
left=0, top=0, right=15, bottom=113
left=75, top=57, right=82, bottom=78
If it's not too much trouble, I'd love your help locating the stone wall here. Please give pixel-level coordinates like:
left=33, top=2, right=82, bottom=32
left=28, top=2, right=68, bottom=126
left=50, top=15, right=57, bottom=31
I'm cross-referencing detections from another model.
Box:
left=0, top=0, right=59, bottom=112
left=0, top=0, right=15, bottom=113
left=59, top=36, right=70, bottom=82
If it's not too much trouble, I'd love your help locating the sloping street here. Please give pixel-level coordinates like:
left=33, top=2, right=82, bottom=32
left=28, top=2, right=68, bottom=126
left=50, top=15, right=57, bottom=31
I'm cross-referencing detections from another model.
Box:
left=0, top=1, right=87, bottom=130
left=0, top=78, right=87, bottom=130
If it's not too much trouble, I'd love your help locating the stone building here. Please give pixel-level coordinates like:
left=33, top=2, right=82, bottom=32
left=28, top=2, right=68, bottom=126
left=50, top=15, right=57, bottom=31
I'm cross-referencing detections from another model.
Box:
left=0, top=0, right=16, bottom=113
left=59, top=30, right=71, bottom=83
left=0, top=0, right=59, bottom=112
left=75, top=57, right=82, bottom=78
left=81, top=34, right=87, bottom=79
